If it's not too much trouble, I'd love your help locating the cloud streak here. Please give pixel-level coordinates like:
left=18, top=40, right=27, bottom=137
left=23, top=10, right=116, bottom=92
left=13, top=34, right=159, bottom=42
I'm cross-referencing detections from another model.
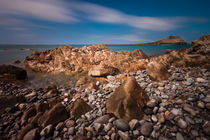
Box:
left=0, top=0, right=208, bottom=31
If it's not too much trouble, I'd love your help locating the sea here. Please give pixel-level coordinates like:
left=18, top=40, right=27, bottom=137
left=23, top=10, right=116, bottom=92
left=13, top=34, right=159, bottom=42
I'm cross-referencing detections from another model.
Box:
left=0, top=44, right=190, bottom=87
left=0, top=44, right=190, bottom=65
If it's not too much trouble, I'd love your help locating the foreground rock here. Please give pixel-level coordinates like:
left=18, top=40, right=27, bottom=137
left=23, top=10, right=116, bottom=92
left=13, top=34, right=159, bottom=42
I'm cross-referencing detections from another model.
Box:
left=106, top=77, right=148, bottom=121
left=0, top=65, right=27, bottom=83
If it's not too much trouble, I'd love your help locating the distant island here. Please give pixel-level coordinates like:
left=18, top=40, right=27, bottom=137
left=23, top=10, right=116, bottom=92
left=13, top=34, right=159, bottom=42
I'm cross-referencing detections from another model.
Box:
left=139, top=36, right=189, bottom=45
left=105, top=36, right=189, bottom=46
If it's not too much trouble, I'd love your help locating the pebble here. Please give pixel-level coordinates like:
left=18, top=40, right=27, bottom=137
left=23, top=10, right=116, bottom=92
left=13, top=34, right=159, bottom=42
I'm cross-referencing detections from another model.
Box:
left=40, top=124, right=54, bottom=137
left=115, top=119, right=130, bottom=132
left=66, top=120, right=75, bottom=128
left=93, top=123, right=103, bottom=132
left=68, top=127, right=75, bottom=135
left=129, top=119, right=140, bottom=130
left=177, top=119, right=187, bottom=129
left=140, top=122, right=153, bottom=137
left=93, top=115, right=110, bottom=124
left=176, top=132, right=184, bottom=140
left=151, top=115, right=158, bottom=122
left=118, top=131, right=130, bottom=140
left=147, top=98, right=157, bottom=107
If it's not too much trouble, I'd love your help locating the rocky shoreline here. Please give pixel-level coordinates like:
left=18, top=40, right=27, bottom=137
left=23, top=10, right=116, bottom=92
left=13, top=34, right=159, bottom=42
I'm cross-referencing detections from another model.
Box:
left=0, top=66, right=209, bottom=140
left=0, top=35, right=209, bottom=140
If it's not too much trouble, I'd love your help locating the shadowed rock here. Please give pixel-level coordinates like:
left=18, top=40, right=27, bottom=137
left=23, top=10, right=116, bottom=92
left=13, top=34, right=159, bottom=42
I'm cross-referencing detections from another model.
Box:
left=106, top=77, right=149, bottom=121
left=66, top=98, right=92, bottom=118
left=38, top=103, right=69, bottom=127
left=0, top=65, right=27, bottom=83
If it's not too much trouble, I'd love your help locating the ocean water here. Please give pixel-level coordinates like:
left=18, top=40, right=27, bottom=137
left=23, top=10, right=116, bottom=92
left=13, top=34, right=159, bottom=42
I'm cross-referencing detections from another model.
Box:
left=0, top=44, right=190, bottom=65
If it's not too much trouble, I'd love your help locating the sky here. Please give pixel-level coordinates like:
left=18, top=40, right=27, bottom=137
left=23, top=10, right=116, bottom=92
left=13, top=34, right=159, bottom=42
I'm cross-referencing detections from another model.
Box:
left=0, top=0, right=210, bottom=44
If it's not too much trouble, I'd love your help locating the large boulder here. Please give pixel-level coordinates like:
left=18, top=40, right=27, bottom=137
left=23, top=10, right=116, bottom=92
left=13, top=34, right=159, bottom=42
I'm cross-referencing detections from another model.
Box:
left=106, top=77, right=148, bottom=121
left=66, top=98, right=92, bottom=118
left=0, top=65, right=27, bottom=83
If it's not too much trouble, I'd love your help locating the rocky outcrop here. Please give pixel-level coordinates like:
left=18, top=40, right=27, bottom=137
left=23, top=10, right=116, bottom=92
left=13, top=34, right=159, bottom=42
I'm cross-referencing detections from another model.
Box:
left=141, top=36, right=189, bottom=45
left=106, top=77, right=149, bottom=121
left=0, top=65, right=27, bottom=83
left=23, top=44, right=148, bottom=75
left=23, top=35, right=209, bottom=82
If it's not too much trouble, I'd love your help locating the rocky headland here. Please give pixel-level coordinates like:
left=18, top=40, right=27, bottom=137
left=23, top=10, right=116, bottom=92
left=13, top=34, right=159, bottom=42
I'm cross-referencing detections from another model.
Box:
left=0, top=35, right=209, bottom=140
left=140, top=36, right=189, bottom=45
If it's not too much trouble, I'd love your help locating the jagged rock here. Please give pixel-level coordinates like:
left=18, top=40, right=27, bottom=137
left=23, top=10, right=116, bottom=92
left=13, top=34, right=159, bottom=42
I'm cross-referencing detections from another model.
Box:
left=106, top=77, right=148, bottom=121
left=38, top=103, right=69, bottom=127
left=23, top=44, right=147, bottom=75
left=66, top=98, right=92, bottom=118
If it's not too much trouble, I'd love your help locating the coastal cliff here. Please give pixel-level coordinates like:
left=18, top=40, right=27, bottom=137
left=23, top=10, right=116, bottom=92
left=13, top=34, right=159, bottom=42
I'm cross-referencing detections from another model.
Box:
left=141, top=36, right=189, bottom=45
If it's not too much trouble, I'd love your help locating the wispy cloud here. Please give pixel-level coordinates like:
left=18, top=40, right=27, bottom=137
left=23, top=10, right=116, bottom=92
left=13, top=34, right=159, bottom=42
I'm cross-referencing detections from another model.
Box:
left=0, top=0, right=208, bottom=31
left=0, top=0, right=77, bottom=23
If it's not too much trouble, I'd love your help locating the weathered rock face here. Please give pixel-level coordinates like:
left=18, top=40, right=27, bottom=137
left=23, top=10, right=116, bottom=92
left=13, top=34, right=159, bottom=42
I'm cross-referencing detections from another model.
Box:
left=23, top=44, right=148, bottom=75
left=66, top=98, right=92, bottom=118
left=106, top=77, right=148, bottom=121
left=0, top=65, right=27, bottom=83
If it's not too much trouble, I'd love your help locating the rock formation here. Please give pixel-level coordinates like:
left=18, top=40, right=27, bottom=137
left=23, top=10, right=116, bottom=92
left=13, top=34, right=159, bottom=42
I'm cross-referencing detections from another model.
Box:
left=106, top=77, right=149, bottom=121
left=141, top=36, right=189, bottom=45
left=23, top=44, right=148, bottom=76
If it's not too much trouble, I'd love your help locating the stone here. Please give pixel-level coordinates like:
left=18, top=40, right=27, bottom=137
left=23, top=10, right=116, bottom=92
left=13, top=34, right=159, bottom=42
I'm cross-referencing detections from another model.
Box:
left=17, top=124, right=35, bottom=140
left=106, top=77, right=148, bottom=121
left=177, top=119, right=187, bottom=129
left=197, top=101, right=205, bottom=108
left=93, top=123, right=103, bottom=132
left=183, top=104, right=198, bottom=116
left=65, top=120, right=75, bottom=128
left=151, top=115, right=158, bottom=122
left=115, top=119, right=130, bottom=132
left=38, top=103, right=69, bottom=127
left=35, top=102, right=49, bottom=113
left=202, top=97, right=210, bottom=103
left=88, top=65, right=119, bottom=77
left=21, top=106, right=36, bottom=123
left=158, top=114, right=165, bottom=124
left=23, top=128, right=39, bottom=140
left=66, top=98, right=92, bottom=118
left=68, top=127, right=75, bottom=135
left=40, top=124, right=54, bottom=138
left=203, top=121, right=210, bottom=136
left=176, top=132, right=184, bottom=140
left=129, top=119, right=140, bottom=130
left=55, top=122, right=64, bottom=131
left=196, top=77, right=206, bottom=82
left=147, top=98, right=157, bottom=108
left=104, top=123, right=112, bottom=132
left=146, top=61, right=170, bottom=81
left=171, top=108, right=180, bottom=116
left=118, top=131, right=131, bottom=140
left=140, top=122, right=153, bottom=137
left=93, top=115, right=110, bottom=124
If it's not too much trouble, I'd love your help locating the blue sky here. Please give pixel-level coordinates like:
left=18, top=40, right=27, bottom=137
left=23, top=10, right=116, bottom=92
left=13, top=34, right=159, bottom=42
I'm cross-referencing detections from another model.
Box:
left=0, top=0, right=209, bottom=44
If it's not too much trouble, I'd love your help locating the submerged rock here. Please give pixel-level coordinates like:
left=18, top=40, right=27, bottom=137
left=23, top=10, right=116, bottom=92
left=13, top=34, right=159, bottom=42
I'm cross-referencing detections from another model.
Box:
left=106, top=77, right=148, bottom=121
